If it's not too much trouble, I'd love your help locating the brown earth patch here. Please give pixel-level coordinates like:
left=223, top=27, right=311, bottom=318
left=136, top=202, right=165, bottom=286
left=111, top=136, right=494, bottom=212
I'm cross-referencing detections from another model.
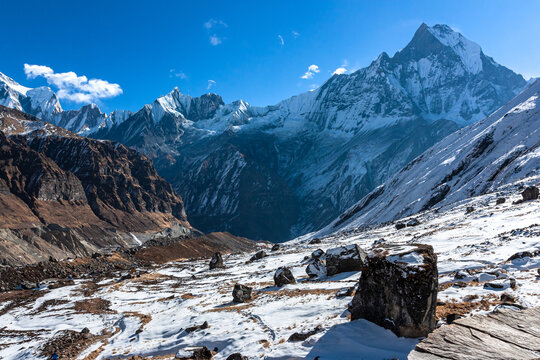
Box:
left=436, top=294, right=500, bottom=320
left=0, top=289, right=49, bottom=316
left=73, top=298, right=113, bottom=315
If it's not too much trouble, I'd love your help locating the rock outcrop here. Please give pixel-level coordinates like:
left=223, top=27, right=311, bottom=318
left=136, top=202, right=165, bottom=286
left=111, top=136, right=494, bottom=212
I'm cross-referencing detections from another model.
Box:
left=209, top=252, right=224, bottom=269
left=349, top=244, right=438, bottom=338
left=0, top=106, right=193, bottom=265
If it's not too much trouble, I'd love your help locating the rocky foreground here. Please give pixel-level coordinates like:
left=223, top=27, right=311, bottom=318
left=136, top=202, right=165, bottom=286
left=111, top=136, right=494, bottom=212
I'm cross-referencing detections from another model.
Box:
left=0, top=182, right=539, bottom=359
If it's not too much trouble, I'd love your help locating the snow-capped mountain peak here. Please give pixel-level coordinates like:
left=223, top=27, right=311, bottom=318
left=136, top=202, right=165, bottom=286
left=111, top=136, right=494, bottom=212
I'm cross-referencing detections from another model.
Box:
left=425, top=24, right=483, bottom=74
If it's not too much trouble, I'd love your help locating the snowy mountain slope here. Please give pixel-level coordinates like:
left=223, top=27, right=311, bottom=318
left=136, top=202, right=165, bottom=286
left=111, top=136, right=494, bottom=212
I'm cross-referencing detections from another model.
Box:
left=1, top=181, right=539, bottom=359
left=319, top=78, right=540, bottom=236
left=0, top=24, right=529, bottom=242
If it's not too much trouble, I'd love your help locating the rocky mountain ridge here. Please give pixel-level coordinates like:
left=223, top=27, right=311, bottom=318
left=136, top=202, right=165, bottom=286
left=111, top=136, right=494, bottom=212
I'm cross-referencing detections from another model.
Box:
left=0, top=106, right=194, bottom=265
left=0, top=23, right=529, bottom=241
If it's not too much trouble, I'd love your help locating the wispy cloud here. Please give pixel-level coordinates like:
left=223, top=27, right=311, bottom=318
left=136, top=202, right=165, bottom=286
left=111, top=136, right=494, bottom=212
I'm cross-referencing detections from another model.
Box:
left=278, top=34, right=284, bottom=46
left=207, top=80, right=216, bottom=90
left=301, top=64, right=320, bottom=79
left=292, top=31, right=300, bottom=38
left=24, top=64, right=122, bottom=103
left=169, top=69, right=187, bottom=79
left=204, top=19, right=227, bottom=46
left=209, top=35, right=222, bottom=46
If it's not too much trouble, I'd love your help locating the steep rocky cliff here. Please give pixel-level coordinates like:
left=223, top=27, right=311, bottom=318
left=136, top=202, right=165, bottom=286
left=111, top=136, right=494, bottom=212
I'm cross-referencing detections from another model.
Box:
left=0, top=106, right=193, bottom=265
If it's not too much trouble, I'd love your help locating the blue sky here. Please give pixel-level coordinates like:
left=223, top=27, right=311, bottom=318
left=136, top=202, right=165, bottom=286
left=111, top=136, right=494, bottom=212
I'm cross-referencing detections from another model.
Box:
left=1, top=0, right=539, bottom=112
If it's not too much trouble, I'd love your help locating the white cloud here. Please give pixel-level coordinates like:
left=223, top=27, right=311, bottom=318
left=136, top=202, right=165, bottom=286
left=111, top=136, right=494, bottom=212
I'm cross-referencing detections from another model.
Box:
left=278, top=34, right=284, bottom=46
left=292, top=31, right=300, bottom=38
left=209, top=35, right=222, bottom=46
left=204, top=19, right=227, bottom=46
left=169, top=69, right=187, bottom=79
left=24, top=64, right=122, bottom=103
left=204, top=19, right=227, bottom=29
left=332, top=67, right=347, bottom=75
left=207, top=80, right=216, bottom=90
left=301, top=64, right=320, bottom=79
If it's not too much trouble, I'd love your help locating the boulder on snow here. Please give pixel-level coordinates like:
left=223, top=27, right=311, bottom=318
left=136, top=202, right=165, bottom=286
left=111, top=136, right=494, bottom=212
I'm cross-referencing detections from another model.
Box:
left=311, top=249, right=324, bottom=259
left=176, top=346, right=214, bottom=360
left=495, top=197, right=506, bottom=205
left=209, top=252, right=224, bottom=269
left=466, top=206, right=475, bottom=214
left=271, top=244, right=280, bottom=251
left=274, top=267, right=296, bottom=287
left=406, top=218, right=420, bottom=227
left=306, top=258, right=327, bottom=278
left=185, top=321, right=209, bottom=333
left=326, top=244, right=367, bottom=276
left=226, top=354, right=248, bottom=360
left=232, top=284, right=253, bottom=303
left=521, top=186, right=539, bottom=201
left=349, top=243, right=438, bottom=338
left=249, top=250, right=267, bottom=262
left=288, top=325, right=322, bottom=342
left=395, top=222, right=406, bottom=230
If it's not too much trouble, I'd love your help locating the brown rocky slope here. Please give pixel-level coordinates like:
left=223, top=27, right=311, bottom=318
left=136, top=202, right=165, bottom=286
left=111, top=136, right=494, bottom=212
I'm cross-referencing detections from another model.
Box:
left=0, top=106, right=196, bottom=265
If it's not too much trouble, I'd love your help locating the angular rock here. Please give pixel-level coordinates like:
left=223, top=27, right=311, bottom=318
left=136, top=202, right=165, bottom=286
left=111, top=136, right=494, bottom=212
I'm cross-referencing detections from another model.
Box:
left=176, top=346, right=214, bottom=360
left=311, top=249, right=324, bottom=259
left=226, top=354, right=248, bottom=360
left=466, top=206, right=475, bottom=214
left=446, top=313, right=461, bottom=324
left=325, top=244, right=367, bottom=276
left=209, top=252, right=224, bottom=270
left=406, top=218, right=420, bottom=227
left=495, top=197, right=506, bottom=205
left=500, top=293, right=517, bottom=303
left=395, top=222, right=406, bottom=230
left=288, top=325, right=322, bottom=342
left=185, top=321, right=209, bottom=333
left=521, top=186, right=539, bottom=201
left=232, top=284, right=252, bottom=303
left=336, top=286, right=355, bottom=297
left=309, top=238, right=322, bottom=245
left=306, top=258, right=327, bottom=278
left=271, top=244, right=280, bottom=251
left=274, top=267, right=296, bottom=287
left=349, top=244, right=438, bottom=338
left=249, top=250, right=267, bottom=262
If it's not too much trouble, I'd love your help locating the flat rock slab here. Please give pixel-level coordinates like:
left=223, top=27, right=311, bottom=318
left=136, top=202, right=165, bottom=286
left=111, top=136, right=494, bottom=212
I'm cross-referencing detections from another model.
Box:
left=409, top=308, right=540, bottom=360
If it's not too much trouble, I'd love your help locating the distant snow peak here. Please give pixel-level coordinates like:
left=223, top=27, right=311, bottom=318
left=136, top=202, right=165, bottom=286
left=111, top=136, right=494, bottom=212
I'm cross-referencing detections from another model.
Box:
left=426, top=24, right=483, bottom=74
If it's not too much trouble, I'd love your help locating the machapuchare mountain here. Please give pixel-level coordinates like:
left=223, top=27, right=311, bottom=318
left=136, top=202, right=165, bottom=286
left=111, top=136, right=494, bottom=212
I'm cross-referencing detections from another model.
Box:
left=318, top=78, right=540, bottom=236
left=0, top=24, right=529, bottom=242
left=0, top=106, right=194, bottom=265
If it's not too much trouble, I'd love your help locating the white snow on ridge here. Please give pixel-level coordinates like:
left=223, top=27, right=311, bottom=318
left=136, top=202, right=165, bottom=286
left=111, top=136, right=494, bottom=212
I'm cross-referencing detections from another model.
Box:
left=0, top=183, right=539, bottom=359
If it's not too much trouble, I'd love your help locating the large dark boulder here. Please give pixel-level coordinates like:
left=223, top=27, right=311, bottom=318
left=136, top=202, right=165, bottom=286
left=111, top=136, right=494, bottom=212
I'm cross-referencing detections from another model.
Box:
left=522, top=186, right=539, bottom=201
left=326, top=244, right=367, bottom=276
left=349, top=244, right=438, bottom=338
left=306, top=258, right=327, bottom=278
left=249, top=250, right=267, bottom=262
left=209, top=252, right=224, bottom=269
left=232, top=284, right=253, bottom=303
left=274, top=266, right=296, bottom=287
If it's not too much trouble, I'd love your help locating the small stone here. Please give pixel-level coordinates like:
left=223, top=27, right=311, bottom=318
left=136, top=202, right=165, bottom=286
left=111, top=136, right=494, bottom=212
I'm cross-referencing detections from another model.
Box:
left=406, top=218, right=420, bottom=227
left=446, top=313, right=461, bottom=324
left=232, top=284, right=253, bottom=303
left=395, top=222, right=406, bottom=230
left=226, top=354, right=248, bottom=360
left=274, top=267, right=296, bottom=287
left=484, top=282, right=505, bottom=289
left=495, top=197, right=506, bottom=205
left=336, top=286, right=355, bottom=297
left=249, top=250, right=267, bottom=262
left=288, top=326, right=322, bottom=342
left=311, top=249, right=324, bottom=259
left=209, top=252, right=224, bottom=270
left=466, top=206, right=475, bottom=214
left=48, top=256, right=57, bottom=262
left=309, top=238, right=322, bottom=244
left=500, top=293, right=517, bottom=303
left=510, top=278, right=517, bottom=290
left=271, top=244, right=280, bottom=251
left=521, top=186, right=539, bottom=201
left=185, top=321, right=209, bottom=333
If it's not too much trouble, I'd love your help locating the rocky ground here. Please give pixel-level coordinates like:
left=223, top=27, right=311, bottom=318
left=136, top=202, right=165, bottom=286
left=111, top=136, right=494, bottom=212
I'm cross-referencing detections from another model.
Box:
left=0, top=183, right=539, bottom=359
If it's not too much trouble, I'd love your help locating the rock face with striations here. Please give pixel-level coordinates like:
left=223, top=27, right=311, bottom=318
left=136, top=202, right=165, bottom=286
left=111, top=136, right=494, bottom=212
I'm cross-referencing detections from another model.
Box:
left=349, top=244, right=438, bottom=338
left=0, top=106, right=193, bottom=265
